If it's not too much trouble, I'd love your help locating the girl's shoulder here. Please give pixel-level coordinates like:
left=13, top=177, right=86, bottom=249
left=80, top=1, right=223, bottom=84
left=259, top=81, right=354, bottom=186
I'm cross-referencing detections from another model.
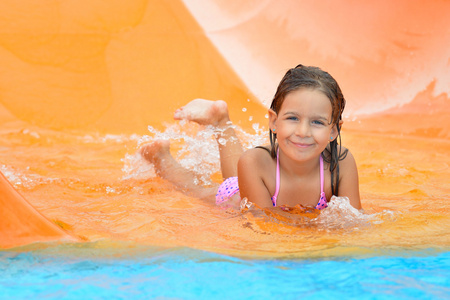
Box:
left=243, top=145, right=272, bottom=156
left=237, top=146, right=278, bottom=208
left=239, top=146, right=274, bottom=168
left=322, top=145, right=353, bottom=161
left=338, top=146, right=357, bottom=171
left=322, top=145, right=357, bottom=177
left=334, top=146, right=361, bottom=209
left=331, top=146, right=358, bottom=185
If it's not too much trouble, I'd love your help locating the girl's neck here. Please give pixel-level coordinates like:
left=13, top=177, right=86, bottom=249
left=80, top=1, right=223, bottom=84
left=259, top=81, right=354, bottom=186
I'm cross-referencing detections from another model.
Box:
left=278, top=151, right=321, bottom=178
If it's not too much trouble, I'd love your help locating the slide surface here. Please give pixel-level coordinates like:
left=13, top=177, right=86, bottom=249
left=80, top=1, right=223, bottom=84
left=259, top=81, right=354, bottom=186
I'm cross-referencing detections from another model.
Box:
left=0, top=0, right=448, bottom=251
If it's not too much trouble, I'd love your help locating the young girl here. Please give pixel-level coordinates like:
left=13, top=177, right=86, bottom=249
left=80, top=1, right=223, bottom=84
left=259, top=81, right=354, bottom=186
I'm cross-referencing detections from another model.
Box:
left=141, top=64, right=361, bottom=210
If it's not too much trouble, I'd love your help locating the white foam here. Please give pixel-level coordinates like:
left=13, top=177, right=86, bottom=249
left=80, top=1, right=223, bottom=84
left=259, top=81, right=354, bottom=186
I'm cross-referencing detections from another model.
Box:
left=123, top=121, right=268, bottom=184
left=0, top=164, right=59, bottom=190
left=312, top=196, right=396, bottom=230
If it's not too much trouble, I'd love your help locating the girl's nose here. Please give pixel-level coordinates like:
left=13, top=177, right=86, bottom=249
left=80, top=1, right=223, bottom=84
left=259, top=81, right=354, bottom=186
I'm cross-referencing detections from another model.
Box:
left=295, top=121, right=311, bottom=137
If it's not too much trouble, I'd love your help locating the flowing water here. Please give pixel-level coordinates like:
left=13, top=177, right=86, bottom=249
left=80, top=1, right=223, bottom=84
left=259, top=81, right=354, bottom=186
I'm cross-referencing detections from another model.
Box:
left=0, top=0, right=449, bottom=298
left=0, top=119, right=449, bottom=298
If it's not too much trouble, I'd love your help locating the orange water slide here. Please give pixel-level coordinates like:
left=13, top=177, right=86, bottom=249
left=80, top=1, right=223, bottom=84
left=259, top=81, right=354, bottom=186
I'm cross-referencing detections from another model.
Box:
left=0, top=0, right=267, bottom=134
left=0, top=172, right=76, bottom=248
left=184, top=0, right=450, bottom=115
left=0, top=0, right=267, bottom=249
left=0, top=0, right=449, bottom=249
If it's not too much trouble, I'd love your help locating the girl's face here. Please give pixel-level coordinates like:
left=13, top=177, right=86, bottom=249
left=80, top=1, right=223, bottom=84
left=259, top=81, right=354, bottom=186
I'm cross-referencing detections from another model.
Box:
left=269, top=88, right=338, bottom=163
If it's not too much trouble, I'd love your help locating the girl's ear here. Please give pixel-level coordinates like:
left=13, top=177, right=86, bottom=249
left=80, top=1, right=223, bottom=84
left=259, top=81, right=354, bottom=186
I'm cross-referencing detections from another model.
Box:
left=268, top=109, right=277, bottom=131
left=330, top=120, right=344, bottom=141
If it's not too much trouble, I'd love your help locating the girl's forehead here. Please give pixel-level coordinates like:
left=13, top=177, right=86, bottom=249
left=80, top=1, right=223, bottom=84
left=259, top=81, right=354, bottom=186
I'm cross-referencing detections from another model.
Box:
left=280, top=89, right=332, bottom=113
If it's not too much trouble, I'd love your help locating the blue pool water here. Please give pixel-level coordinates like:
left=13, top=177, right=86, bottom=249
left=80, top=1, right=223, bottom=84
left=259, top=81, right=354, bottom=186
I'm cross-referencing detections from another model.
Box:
left=1, top=244, right=449, bottom=299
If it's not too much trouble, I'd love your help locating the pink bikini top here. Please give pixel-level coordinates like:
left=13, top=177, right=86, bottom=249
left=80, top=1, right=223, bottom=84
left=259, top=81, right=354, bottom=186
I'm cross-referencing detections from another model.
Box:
left=271, top=149, right=328, bottom=210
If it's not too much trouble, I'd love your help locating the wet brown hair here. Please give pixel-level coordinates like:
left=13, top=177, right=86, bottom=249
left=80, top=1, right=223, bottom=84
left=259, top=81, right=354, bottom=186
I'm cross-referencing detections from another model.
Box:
left=269, top=64, right=348, bottom=196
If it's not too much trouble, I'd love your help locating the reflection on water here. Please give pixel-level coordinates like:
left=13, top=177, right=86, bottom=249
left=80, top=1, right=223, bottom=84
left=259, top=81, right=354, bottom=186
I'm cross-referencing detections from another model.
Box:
left=0, top=121, right=448, bottom=257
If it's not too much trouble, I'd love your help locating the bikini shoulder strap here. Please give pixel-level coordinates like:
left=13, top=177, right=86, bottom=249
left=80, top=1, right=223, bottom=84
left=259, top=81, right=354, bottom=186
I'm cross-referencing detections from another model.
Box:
left=320, top=155, right=324, bottom=194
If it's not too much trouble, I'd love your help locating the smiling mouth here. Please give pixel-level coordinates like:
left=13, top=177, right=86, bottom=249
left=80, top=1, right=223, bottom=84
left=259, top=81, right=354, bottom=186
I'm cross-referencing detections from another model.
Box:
left=290, top=141, right=313, bottom=148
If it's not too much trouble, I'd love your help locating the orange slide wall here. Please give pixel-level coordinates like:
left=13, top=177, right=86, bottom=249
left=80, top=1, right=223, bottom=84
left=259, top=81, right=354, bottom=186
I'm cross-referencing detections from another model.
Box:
left=0, top=0, right=449, bottom=249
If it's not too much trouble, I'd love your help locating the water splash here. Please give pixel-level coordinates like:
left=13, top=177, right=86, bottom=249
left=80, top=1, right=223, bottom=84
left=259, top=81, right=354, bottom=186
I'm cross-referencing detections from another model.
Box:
left=312, top=196, right=397, bottom=230
left=0, top=164, right=59, bottom=190
left=121, top=152, right=155, bottom=180
left=239, top=196, right=398, bottom=232
left=122, top=120, right=268, bottom=184
left=81, top=133, right=141, bottom=144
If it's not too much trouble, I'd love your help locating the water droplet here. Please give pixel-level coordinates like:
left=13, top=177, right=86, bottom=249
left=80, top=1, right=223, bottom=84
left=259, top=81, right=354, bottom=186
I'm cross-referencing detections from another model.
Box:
left=242, top=108, right=247, bottom=112
left=106, top=186, right=115, bottom=194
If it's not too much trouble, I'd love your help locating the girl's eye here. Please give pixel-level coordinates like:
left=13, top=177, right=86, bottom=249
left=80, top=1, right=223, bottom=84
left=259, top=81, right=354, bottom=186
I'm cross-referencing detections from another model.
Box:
left=312, top=120, right=325, bottom=125
left=287, top=116, right=298, bottom=121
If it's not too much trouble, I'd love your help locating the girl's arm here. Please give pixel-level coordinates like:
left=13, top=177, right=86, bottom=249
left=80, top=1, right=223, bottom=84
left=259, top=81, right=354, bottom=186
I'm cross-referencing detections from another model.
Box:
left=338, top=150, right=362, bottom=209
left=237, top=149, right=274, bottom=208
